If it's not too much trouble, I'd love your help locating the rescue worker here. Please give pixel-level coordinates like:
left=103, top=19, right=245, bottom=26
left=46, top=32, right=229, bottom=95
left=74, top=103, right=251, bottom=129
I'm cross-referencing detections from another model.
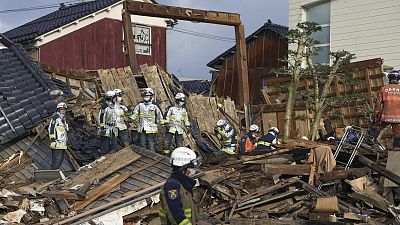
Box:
left=159, top=147, right=199, bottom=225
left=214, top=119, right=237, bottom=154
left=48, top=102, right=69, bottom=169
left=256, top=127, right=279, bottom=151
left=98, top=90, right=118, bottom=155
left=369, top=70, right=400, bottom=149
left=163, top=93, right=191, bottom=156
left=113, top=89, right=131, bottom=147
left=130, top=88, right=164, bottom=152
left=240, top=124, right=260, bottom=153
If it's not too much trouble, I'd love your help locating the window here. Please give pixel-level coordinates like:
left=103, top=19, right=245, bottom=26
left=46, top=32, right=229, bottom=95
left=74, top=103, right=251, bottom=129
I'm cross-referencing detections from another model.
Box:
left=306, top=1, right=330, bottom=64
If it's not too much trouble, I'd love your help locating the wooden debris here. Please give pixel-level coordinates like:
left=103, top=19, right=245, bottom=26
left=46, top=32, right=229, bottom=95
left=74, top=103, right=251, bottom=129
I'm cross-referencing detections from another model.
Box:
left=261, top=164, right=312, bottom=175
left=65, top=146, right=141, bottom=188
left=73, top=156, right=165, bottom=209
left=359, top=155, right=400, bottom=187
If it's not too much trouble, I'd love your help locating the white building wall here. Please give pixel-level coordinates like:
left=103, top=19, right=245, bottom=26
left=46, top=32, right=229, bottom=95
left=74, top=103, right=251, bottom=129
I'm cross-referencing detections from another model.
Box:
left=289, top=0, right=400, bottom=68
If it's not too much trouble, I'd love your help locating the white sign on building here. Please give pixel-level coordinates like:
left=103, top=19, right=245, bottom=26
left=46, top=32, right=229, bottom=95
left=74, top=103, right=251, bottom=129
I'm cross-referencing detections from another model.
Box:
left=133, top=25, right=151, bottom=56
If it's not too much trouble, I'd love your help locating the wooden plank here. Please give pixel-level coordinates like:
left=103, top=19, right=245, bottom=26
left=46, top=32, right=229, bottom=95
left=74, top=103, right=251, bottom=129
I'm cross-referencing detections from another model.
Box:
left=142, top=65, right=170, bottom=110
left=359, top=155, right=400, bottom=187
left=65, top=146, right=141, bottom=189
left=262, top=164, right=311, bottom=175
left=320, top=167, right=370, bottom=182
left=122, top=66, right=142, bottom=106
left=73, top=156, right=165, bottom=209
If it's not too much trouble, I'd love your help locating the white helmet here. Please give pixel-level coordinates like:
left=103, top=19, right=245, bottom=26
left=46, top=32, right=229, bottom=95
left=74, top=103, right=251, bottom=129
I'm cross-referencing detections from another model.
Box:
left=249, top=124, right=260, bottom=133
left=170, top=147, right=198, bottom=167
left=216, top=119, right=226, bottom=127
left=143, top=88, right=154, bottom=96
left=175, top=93, right=186, bottom=101
left=269, top=127, right=279, bottom=134
left=114, top=89, right=123, bottom=97
left=105, top=90, right=116, bottom=100
left=57, top=102, right=67, bottom=110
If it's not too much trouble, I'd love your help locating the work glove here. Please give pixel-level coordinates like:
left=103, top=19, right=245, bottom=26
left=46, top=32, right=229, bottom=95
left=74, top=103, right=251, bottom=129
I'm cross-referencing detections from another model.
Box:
left=50, top=142, right=57, bottom=149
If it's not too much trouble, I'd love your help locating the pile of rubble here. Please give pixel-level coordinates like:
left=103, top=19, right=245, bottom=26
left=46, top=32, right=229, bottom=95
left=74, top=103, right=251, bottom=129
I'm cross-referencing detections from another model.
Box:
left=1, top=61, right=400, bottom=225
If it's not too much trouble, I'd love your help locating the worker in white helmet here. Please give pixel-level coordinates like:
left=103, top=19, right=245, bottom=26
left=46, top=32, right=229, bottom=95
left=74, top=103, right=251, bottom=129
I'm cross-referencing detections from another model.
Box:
left=130, top=88, right=164, bottom=152
left=214, top=119, right=237, bottom=154
left=98, top=90, right=118, bottom=155
left=113, top=89, right=131, bottom=147
left=163, top=93, right=191, bottom=156
left=48, top=102, right=69, bottom=169
left=159, top=147, right=200, bottom=225
left=240, top=124, right=260, bottom=153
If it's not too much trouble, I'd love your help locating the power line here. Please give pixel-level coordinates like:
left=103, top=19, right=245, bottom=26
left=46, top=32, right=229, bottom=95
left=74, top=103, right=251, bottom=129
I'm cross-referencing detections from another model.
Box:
left=0, top=0, right=85, bottom=13
left=167, top=28, right=235, bottom=42
left=173, top=27, right=235, bottom=41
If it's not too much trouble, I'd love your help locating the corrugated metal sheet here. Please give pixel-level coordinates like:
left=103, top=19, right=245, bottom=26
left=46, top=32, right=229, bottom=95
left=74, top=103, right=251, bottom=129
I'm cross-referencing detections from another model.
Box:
left=39, top=18, right=167, bottom=71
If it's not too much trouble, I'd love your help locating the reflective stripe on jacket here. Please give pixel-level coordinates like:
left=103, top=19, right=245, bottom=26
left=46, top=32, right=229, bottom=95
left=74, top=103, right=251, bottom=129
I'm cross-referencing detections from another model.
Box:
left=98, top=102, right=118, bottom=137
left=376, top=84, right=400, bottom=123
left=130, top=102, right=164, bottom=133
left=256, top=132, right=277, bottom=151
left=114, top=102, right=129, bottom=131
left=160, top=179, right=198, bottom=225
left=165, top=106, right=190, bottom=134
left=48, top=112, right=69, bottom=150
left=215, top=124, right=237, bottom=153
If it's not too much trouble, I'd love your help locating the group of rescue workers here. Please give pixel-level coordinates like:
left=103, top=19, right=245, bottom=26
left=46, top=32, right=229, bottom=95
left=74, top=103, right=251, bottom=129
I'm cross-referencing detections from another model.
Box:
left=97, top=88, right=191, bottom=155
left=46, top=69, right=400, bottom=225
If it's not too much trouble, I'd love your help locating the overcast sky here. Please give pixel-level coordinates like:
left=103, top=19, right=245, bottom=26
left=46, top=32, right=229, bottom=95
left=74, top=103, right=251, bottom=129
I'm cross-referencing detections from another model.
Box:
left=0, top=0, right=288, bottom=79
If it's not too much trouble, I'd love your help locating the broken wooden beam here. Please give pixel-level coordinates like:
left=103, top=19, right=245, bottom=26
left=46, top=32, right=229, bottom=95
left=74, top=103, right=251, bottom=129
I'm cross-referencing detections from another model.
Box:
left=358, top=155, right=400, bottom=187
left=261, top=164, right=312, bottom=175
left=125, top=1, right=241, bottom=26
left=320, top=167, right=370, bottom=182
left=73, top=156, right=164, bottom=209
left=65, top=146, right=141, bottom=189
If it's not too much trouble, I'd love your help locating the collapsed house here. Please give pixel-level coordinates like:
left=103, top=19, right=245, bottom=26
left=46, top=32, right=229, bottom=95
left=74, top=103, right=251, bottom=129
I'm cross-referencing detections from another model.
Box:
left=1, top=32, right=400, bottom=224
left=1, top=1, right=400, bottom=225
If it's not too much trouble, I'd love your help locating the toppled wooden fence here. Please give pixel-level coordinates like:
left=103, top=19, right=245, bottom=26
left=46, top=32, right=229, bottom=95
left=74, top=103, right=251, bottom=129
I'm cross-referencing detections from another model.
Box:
left=260, top=58, right=385, bottom=137
left=186, top=96, right=239, bottom=134
left=97, top=67, right=142, bottom=107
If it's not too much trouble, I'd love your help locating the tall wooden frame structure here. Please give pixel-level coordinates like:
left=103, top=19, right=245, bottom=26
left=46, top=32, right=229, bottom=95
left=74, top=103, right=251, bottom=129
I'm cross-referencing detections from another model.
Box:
left=122, top=0, right=251, bottom=129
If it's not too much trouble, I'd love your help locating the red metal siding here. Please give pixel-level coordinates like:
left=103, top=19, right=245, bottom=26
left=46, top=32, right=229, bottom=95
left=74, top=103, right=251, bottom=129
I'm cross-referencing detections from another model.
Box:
left=39, top=18, right=166, bottom=70
left=216, top=30, right=287, bottom=104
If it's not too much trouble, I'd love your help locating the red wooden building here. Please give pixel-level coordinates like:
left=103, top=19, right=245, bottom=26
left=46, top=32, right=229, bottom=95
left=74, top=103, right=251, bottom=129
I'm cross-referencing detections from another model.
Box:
left=4, top=0, right=167, bottom=71
left=207, top=20, right=288, bottom=105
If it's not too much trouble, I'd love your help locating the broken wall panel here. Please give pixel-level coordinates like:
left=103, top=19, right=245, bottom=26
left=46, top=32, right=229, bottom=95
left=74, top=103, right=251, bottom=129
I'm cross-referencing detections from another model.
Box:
left=261, top=58, right=385, bottom=138
left=186, top=95, right=238, bottom=134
